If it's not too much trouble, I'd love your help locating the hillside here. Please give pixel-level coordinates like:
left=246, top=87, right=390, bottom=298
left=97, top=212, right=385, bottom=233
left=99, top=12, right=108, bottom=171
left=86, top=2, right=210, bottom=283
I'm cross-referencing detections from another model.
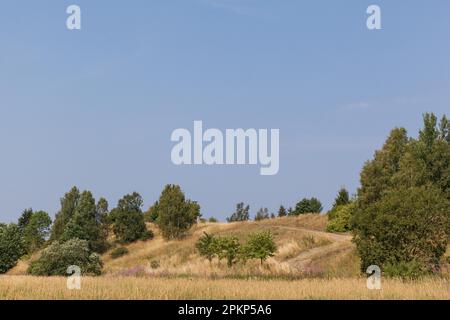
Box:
left=7, top=215, right=358, bottom=278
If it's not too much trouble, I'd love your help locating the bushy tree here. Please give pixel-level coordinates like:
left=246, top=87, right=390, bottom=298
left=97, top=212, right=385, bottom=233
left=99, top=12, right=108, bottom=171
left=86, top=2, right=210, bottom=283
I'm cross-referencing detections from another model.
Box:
left=155, top=185, right=201, bottom=239
left=144, top=202, right=159, bottom=222
left=293, top=198, right=323, bottom=215
left=208, top=217, right=218, bottom=223
left=18, top=208, right=33, bottom=230
left=196, top=232, right=218, bottom=263
left=59, top=191, right=109, bottom=253
left=227, top=202, right=250, bottom=222
left=0, top=224, right=26, bottom=274
left=352, top=185, right=448, bottom=274
left=254, top=207, right=270, bottom=221
left=277, top=205, right=287, bottom=217
left=332, top=187, right=350, bottom=209
left=326, top=203, right=354, bottom=233
left=109, top=192, right=152, bottom=243
left=27, top=239, right=102, bottom=276
left=22, top=211, right=52, bottom=254
left=216, top=236, right=241, bottom=268
left=244, top=231, right=277, bottom=265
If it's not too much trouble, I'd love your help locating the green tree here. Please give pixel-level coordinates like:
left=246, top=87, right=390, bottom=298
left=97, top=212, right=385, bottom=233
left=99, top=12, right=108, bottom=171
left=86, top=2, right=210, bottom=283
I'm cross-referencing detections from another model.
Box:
left=244, top=231, right=277, bottom=265
left=357, top=128, right=408, bottom=208
left=254, top=207, right=270, bottom=221
left=277, top=205, right=287, bottom=217
left=22, top=211, right=52, bottom=253
left=216, top=236, right=241, bottom=268
left=18, top=208, right=33, bottom=230
left=294, top=198, right=323, bottom=214
left=27, top=239, right=102, bottom=276
left=0, top=223, right=26, bottom=274
left=50, top=186, right=80, bottom=241
left=326, top=203, right=354, bottom=233
left=332, top=187, right=350, bottom=209
left=227, top=202, right=250, bottom=222
left=196, top=232, right=218, bottom=263
left=155, top=185, right=201, bottom=240
left=144, top=202, right=159, bottom=222
left=61, top=191, right=108, bottom=252
left=351, top=185, right=449, bottom=274
left=109, top=192, right=152, bottom=243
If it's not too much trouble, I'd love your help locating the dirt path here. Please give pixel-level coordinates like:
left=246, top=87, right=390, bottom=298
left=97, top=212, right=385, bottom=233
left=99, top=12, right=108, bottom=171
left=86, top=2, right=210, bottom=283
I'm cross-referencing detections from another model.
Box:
left=274, top=226, right=354, bottom=271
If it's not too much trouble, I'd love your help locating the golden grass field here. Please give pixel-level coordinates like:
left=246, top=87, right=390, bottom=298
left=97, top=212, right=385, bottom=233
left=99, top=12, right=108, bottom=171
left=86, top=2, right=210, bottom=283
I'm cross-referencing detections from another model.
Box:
left=3, top=215, right=450, bottom=300
left=0, top=276, right=449, bottom=300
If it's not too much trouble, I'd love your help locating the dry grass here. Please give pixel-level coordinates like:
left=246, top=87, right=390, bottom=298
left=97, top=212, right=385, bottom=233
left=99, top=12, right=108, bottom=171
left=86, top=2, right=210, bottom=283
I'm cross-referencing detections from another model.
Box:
left=0, top=276, right=448, bottom=300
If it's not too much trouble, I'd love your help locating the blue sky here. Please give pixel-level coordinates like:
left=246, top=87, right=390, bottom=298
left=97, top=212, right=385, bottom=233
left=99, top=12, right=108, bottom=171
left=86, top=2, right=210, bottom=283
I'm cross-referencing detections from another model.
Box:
left=1, top=0, right=449, bottom=222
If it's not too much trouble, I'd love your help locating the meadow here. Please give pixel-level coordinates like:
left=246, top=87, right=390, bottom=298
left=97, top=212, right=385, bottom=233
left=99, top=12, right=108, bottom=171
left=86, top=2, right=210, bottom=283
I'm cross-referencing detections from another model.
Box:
left=3, top=215, right=449, bottom=300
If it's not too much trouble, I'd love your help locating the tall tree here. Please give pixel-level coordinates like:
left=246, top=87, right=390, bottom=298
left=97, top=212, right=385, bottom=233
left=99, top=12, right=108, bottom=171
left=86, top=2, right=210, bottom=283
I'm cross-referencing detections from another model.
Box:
left=18, top=208, right=33, bottom=230
left=0, top=224, right=26, bottom=273
left=277, top=205, right=287, bottom=217
left=155, top=185, right=201, bottom=239
left=50, top=186, right=80, bottom=241
left=227, top=202, right=250, bottom=222
left=109, top=192, right=151, bottom=243
left=332, top=187, right=350, bottom=209
left=22, top=211, right=52, bottom=254
left=254, top=207, right=270, bottom=221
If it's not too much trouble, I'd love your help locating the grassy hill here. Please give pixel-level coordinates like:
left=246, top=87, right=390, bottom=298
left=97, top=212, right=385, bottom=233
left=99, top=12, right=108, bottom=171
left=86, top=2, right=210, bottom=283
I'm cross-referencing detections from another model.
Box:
left=3, top=214, right=450, bottom=299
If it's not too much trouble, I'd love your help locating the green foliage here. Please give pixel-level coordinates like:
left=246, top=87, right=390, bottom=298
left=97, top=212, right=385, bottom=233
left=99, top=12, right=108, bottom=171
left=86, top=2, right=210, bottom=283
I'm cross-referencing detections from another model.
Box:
left=196, top=232, right=218, bottom=263
left=332, top=188, right=350, bottom=209
left=254, top=207, right=270, bottom=221
left=326, top=203, right=354, bottom=233
left=243, top=231, right=277, bottom=265
left=277, top=205, right=287, bottom=217
left=352, top=113, right=450, bottom=278
left=352, top=185, right=448, bottom=274
left=227, top=202, right=250, bottom=222
left=27, top=239, right=102, bottom=276
left=22, top=211, right=52, bottom=254
left=110, top=247, right=129, bottom=259
left=50, top=186, right=80, bottom=242
left=216, top=236, right=241, bottom=268
left=60, top=191, right=109, bottom=253
left=384, top=260, right=428, bottom=279
left=293, top=197, right=323, bottom=215
left=154, top=185, right=201, bottom=240
left=0, top=224, right=26, bottom=274
left=18, top=208, right=33, bottom=230
left=144, top=202, right=159, bottom=222
left=110, top=192, right=152, bottom=244
left=208, top=217, right=218, bottom=223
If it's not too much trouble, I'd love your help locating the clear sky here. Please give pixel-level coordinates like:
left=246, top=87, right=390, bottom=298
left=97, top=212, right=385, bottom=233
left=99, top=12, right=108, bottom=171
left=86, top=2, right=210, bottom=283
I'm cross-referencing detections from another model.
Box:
left=1, top=0, right=449, bottom=222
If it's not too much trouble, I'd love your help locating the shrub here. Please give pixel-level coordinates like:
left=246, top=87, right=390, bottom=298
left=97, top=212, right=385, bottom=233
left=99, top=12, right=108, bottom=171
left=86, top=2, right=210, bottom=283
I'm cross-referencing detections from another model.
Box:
left=216, top=236, right=241, bottom=268
left=352, top=185, right=449, bottom=274
left=293, top=198, right=323, bottom=215
left=110, top=247, right=129, bottom=259
left=208, top=217, right=218, bottom=223
left=27, top=239, right=102, bottom=276
left=384, top=260, right=427, bottom=279
left=0, top=224, right=26, bottom=274
left=196, top=232, right=218, bottom=263
left=150, top=260, right=160, bottom=269
left=326, top=203, right=355, bottom=233
left=244, top=231, right=277, bottom=265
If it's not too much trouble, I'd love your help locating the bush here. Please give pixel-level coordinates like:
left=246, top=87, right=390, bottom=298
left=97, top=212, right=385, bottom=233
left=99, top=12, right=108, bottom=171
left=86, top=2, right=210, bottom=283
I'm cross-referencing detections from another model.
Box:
left=216, top=236, right=241, bottom=268
left=384, top=260, right=427, bottom=279
left=293, top=198, right=323, bottom=215
left=352, top=185, right=449, bottom=274
left=110, top=247, right=129, bottom=259
left=244, top=231, right=277, bottom=265
left=0, top=224, right=26, bottom=274
left=208, top=217, right=218, bottom=223
left=150, top=260, right=160, bottom=269
left=27, top=239, right=102, bottom=276
left=196, top=232, right=218, bottom=263
left=326, top=203, right=355, bottom=233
